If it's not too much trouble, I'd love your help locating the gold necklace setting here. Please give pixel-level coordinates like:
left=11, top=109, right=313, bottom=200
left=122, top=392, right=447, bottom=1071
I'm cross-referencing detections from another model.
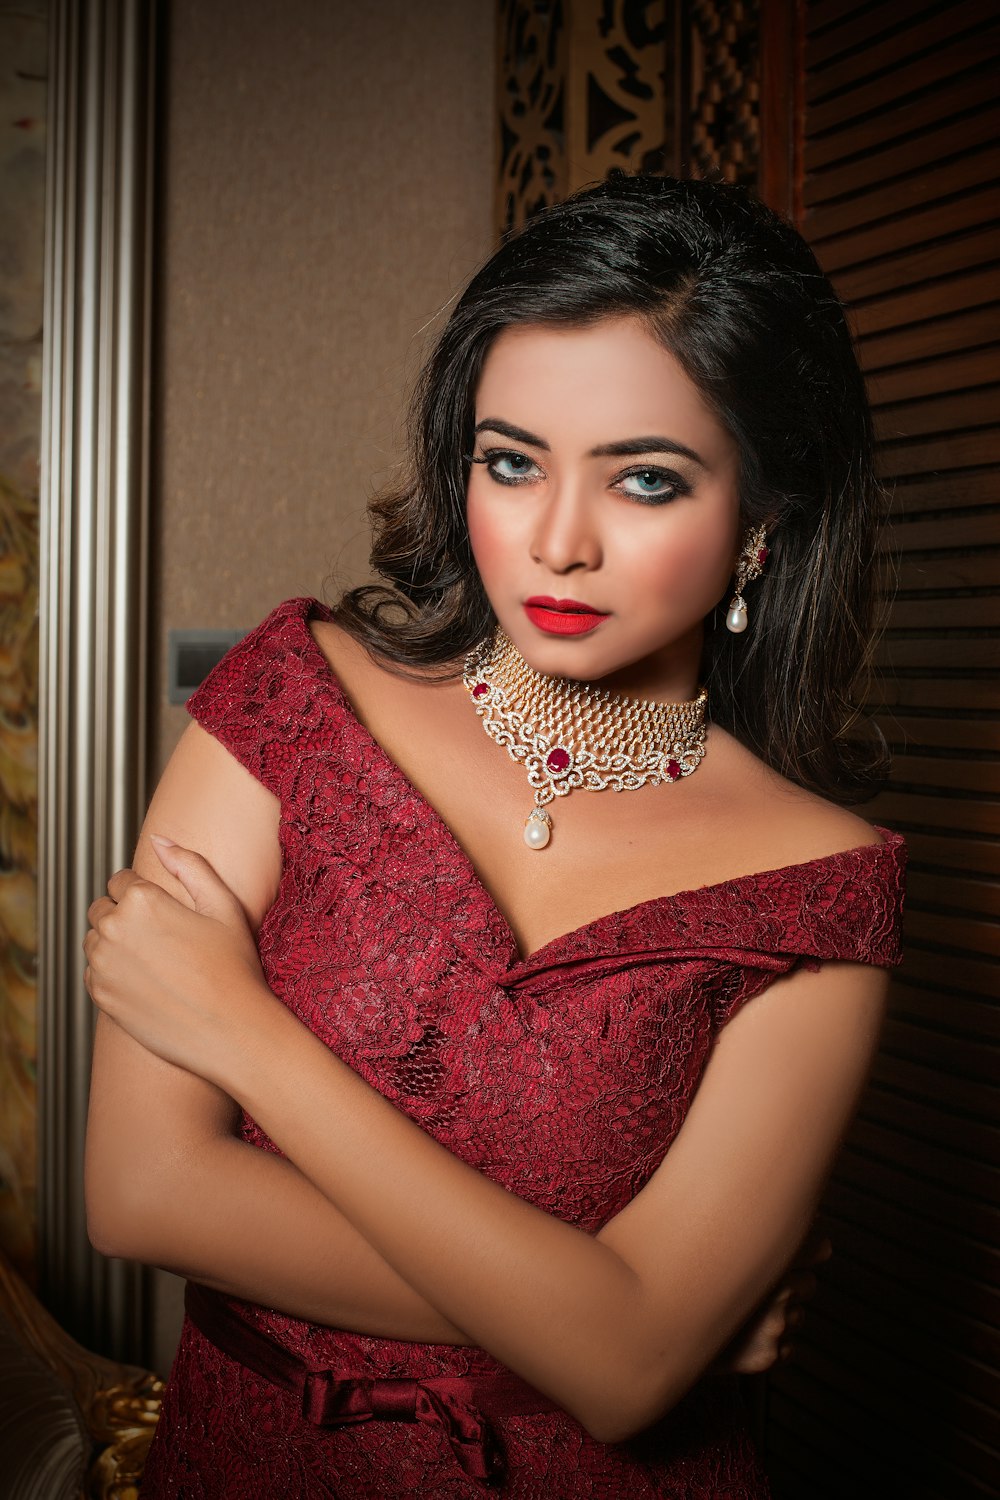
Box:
left=463, top=628, right=708, bottom=849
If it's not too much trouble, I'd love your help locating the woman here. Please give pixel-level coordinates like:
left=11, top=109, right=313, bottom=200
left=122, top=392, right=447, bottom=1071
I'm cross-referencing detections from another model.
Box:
left=83, top=172, right=905, bottom=1497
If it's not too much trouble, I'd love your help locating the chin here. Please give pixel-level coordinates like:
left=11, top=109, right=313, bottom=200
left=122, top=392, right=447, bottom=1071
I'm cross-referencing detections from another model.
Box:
left=512, top=631, right=626, bottom=681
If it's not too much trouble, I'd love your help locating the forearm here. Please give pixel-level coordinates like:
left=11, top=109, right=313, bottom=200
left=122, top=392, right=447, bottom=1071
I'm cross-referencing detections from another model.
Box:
left=245, top=959, right=877, bottom=1438
left=87, top=823, right=857, bottom=1438
left=93, top=1132, right=472, bottom=1345
left=230, top=1004, right=653, bottom=1438
left=85, top=1011, right=470, bottom=1345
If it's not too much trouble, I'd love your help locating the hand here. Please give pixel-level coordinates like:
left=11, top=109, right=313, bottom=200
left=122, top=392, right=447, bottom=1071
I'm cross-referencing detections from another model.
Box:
left=83, top=837, right=278, bottom=1086
left=713, top=1224, right=832, bottom=1376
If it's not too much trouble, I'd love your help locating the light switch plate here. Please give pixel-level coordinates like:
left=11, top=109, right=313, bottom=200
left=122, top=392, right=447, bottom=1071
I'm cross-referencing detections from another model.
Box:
left=167, top=628, right=247, bottom=705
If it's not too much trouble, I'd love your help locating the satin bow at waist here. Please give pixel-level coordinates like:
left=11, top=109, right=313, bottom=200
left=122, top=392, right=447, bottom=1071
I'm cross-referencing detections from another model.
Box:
left=184, top=1280, right=562, bottom=1489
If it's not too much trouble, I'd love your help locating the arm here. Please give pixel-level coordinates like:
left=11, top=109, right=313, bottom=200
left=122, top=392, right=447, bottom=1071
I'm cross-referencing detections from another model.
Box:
left=87, top=724, right=825, bottom=1364
left=85, top=722, right=472, bottom=1343
left=227, top=959, right=885, bottom=1441
left=89, top=831, right=888, bottom=1440
left=90, top=982, right=815, bottom=1360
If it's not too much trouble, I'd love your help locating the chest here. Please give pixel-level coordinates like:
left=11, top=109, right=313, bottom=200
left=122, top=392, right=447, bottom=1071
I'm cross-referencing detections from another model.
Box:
left=255, top=826, right=725, bottom=1227
left=314, top=628, right=744, bottom=961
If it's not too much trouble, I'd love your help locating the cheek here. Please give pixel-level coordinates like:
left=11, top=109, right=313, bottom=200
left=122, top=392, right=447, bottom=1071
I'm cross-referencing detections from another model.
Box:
left=465, top=495, right=491, bottom=563
left=627, top=524, right=735, bottom=607
left=465, top=486, right=513, bottom=582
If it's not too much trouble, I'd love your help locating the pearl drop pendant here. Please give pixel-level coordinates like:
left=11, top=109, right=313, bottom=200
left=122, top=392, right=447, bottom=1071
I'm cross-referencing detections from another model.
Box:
left=726, top=597, right=748, bottom=634
left=524, top=809, right=552, bottom=849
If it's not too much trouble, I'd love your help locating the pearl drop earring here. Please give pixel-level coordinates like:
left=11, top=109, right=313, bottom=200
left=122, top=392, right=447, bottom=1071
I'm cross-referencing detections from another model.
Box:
left=726, top=525, right=769, bottom=634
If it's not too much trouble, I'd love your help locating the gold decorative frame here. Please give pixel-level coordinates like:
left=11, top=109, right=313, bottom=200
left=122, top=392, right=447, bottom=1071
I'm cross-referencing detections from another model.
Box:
left=0, top=1249, right=162, bottom=1499
left=38, top=0, right=155, bottom=1362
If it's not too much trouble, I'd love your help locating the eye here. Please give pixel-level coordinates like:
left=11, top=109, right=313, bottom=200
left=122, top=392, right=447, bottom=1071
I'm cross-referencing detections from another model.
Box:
left=471, top=448, right=543, bottom=486
left=615, top=467, right=689, bottom=505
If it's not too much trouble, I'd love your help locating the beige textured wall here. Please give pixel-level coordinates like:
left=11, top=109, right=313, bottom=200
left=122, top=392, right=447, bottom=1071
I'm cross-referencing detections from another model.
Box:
left=152, top=0, right=497, bottom=776
left=149, top=0, right=495, bottom=1372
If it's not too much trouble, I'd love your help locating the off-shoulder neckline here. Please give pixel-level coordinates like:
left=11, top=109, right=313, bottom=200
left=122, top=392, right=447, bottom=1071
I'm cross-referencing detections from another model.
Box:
left=285, top=596, right=905, bottom=971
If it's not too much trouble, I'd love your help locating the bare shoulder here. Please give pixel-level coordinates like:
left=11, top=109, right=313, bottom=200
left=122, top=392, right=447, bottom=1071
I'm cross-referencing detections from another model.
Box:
left=307, top=613, right=467, bottom=727
left=308, top=613, right=366, bottom=672
left=706, top=726, right=883, bottom=874
left=763, top=772, right=882, bottom=859
left=134, top=720, right=281, bottom=931
left=308, top=613, right=458, bottom=686
left=309, top=615, right=400, bottom=696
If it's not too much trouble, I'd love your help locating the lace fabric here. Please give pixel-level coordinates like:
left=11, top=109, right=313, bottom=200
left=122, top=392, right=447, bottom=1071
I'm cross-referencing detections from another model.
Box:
left=142, top=596, right=906, bottom=1498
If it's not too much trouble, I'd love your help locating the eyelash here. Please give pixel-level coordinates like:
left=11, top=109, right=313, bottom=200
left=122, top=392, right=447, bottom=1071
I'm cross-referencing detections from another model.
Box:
left=466, top=447, right=691, bottom=506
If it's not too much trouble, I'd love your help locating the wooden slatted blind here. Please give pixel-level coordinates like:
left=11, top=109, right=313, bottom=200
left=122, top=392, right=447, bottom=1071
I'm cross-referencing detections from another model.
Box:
left=759, top=2, right=1000, bottom=1496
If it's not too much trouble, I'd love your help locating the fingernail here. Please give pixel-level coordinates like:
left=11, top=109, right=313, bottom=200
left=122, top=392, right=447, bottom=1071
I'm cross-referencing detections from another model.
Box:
left=150, top=834, right=176, bottom=847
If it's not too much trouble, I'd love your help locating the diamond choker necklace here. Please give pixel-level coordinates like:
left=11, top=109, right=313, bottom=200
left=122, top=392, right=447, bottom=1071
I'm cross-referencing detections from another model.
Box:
left=463, top=628, right=708, bottom=849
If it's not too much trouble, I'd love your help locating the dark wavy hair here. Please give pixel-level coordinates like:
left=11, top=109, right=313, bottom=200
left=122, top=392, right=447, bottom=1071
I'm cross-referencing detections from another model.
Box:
left=332, top=172, right=890, bottom=803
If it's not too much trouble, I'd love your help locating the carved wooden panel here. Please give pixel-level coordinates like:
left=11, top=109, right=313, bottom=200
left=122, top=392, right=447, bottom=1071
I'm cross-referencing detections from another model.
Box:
left=568, top=0, right=672, bottom=187
left=684, top=0, right=760, bottom=184
left=497, top=0, right=674, bottom=235
left=496, top=0, right=765, bottom=234
left=496, top=0, right=567, bottom=233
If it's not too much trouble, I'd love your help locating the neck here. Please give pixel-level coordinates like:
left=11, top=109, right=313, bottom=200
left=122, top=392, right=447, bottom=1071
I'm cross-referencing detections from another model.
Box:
left=463, top=627, right=710, bottom=849
left=495, top=626, right=704, bottom=708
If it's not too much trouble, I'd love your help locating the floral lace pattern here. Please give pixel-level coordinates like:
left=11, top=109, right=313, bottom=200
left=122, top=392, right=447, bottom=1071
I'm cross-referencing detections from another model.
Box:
left=142, top=597, right=906, bottom=1499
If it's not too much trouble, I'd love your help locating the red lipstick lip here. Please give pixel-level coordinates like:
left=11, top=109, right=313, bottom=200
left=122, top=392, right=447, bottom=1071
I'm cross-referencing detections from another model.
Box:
left=523, top=602, right=610, bottom=635
left=524, top=596, right=606, bottom=614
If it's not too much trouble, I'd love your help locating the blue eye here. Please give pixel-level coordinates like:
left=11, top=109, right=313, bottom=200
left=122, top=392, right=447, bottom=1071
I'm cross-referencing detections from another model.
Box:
left=617, top=468, right=687, bottom=504
left=473, top=449, right=542, bottom=485
left=469, top=449, right=689, bottom=505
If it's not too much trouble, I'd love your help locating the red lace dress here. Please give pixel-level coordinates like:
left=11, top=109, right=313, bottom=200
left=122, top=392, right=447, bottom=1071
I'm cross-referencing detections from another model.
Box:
left=141, top=596, right=906, bottom=1499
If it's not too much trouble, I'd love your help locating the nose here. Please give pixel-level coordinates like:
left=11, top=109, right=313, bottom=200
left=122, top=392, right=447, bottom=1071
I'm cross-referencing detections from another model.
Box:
left=529, top=483, right=602, bottom=574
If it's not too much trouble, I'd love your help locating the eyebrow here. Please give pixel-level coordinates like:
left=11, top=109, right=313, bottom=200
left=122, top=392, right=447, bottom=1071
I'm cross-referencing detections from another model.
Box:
left=473, top=418, right=707, bottom=468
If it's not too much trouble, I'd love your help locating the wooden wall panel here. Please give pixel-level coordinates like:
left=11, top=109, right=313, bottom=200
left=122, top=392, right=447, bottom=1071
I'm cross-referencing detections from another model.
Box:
left=760, top=2, right=1000, bottom=1496
left=492, top=2, right=997, bottom=1490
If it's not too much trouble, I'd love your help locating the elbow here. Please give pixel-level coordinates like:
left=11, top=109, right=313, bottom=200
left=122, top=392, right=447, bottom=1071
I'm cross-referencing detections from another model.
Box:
left=87, top=1217, right=129, bottom=1261
left=572, top=1357, right=694, bottom=1447
left=85, top=1182, right=148, bottom=1261
left=85, top=1116, right=199, bottom=1262
left=547, top=1293, right=697, bottom=1444
left=575, top=1409, right=633, bottom=1447
left=580, top=1401, right=665, bottom=1448
left=85, top=1155, right=169, bottom=1262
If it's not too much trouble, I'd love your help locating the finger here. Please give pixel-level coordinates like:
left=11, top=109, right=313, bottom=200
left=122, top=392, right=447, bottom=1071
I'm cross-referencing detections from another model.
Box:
left=87, top=896, right=117, bottom=927
left=147, top=837, right=244, bottom=921
left=764, top=1307, right=789, bottom=1338
left=83, top=960, right=102, bottom=1002
left=804, top=1224, right=833, bottom=1260
left=107, top=868, right=145, bottom=902
left=779, top=1278, right=815, bottom=1314
left=777, top=1300, right=799, bottom=1330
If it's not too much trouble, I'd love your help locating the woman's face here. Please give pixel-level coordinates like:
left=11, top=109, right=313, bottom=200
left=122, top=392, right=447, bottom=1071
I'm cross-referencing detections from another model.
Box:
left=465, top=315, right=743, bottom=700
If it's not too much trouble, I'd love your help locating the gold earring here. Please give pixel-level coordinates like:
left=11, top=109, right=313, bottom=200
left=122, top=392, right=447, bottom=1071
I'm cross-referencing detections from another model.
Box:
left=726, top=525, right=769, bottom=634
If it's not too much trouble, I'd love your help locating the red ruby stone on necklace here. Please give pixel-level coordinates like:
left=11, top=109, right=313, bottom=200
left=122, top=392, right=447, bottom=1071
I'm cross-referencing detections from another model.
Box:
left=472, top=682, right=489, bottom=698
left=666, top=759, right=682, bottom=781
left=546, top=747, right=570, bottom=773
